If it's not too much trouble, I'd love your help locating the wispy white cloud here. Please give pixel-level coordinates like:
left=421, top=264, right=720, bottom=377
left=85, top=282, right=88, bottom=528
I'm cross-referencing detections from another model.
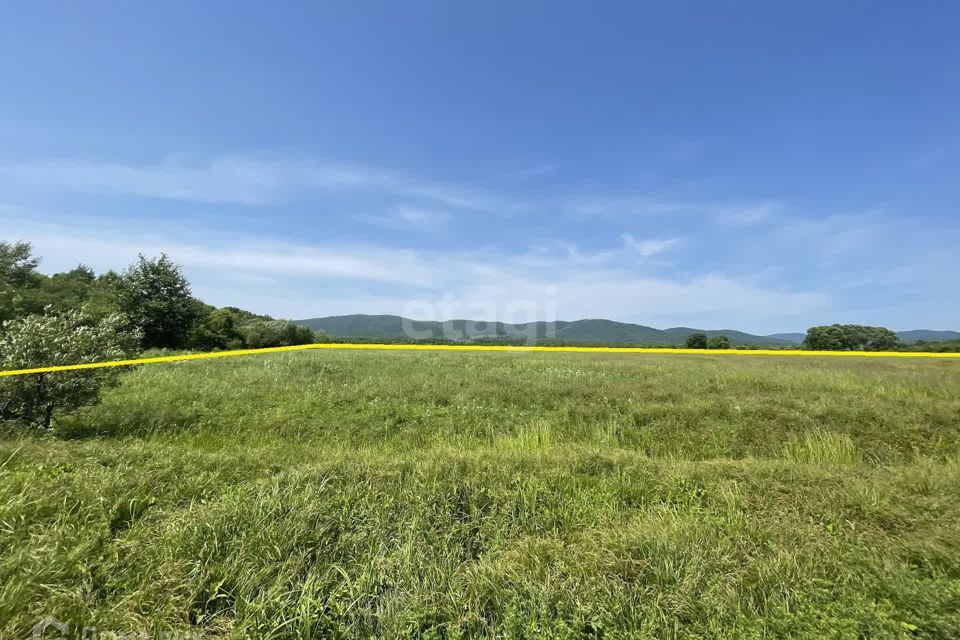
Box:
left=446, top=272, right=825, bottom=326
left=0, top=156, right=283, bottom=204
left=0, top=153, right=790, bottom=233
left=8, top=219, right=436, bottom=287
left=721, top=201, right=781, bottom=225
left=500, top=164, right=558, bottom=181
left=769, top=212, right=881, bottom=257
left=0, top=153, right=789, bottom=228
left=514, top=241, right=618, bottom=267
left=0, top=154, right=528, bottom=215
left=358, top=205, right=452, bottom=230
left=571, top=196, right=782, bottom=225
left=620, top=234, right=681, bottom=257
left=556, top=241, right=617, bottom=265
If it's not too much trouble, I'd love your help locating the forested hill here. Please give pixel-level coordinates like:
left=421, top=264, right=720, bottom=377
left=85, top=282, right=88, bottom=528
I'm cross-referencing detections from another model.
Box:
left=296, top=315, right=798, bottom=346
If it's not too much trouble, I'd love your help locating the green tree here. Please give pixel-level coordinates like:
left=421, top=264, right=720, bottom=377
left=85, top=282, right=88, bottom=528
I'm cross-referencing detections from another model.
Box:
left=804, top=324, right=900, bottom=351
left=0, top=241, right=43, bottom=323
left=43, top=265, right=96, bottom=308
left=188, top=307, right=245, bottom=351
left=863, top=326, right=899, bottom=351
left=239, top=319, right=318, bottom=348
left=0, top=309, right=139, bottom=429
left=33, top=264, right=119, bottom=319
left=804, top=325, right=843, bottom=350
left=116, top=254, right=198, bottom=349
left=707, top=335, right=730, bottom=349
left=686, top=332, right=708, bottom=349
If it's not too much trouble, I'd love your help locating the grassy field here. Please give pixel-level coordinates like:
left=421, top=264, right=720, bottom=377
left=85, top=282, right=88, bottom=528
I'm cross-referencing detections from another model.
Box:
left=1, top=350, right=959, bottom=638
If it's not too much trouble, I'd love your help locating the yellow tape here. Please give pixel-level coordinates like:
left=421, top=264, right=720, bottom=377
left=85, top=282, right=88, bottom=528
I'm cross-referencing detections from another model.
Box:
left=0, top=342, right=958, bottom=377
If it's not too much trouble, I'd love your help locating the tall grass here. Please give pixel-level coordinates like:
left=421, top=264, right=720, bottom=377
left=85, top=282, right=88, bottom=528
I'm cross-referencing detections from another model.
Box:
left=782, top=430, right=864, bottom=465
left=1, top=351, right=958, bottom=638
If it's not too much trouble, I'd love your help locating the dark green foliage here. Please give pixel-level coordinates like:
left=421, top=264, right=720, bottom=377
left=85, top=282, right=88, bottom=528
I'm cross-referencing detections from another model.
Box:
left=187, top=308, right=325, bottom=351
left=904, top=338, right=960, bottom=353
left=239, top=318, right=320, bottom=348
left=187, top=307, right=246, bottom=351
left=35, top=266, right=120, bottom=319
left=219, top=305, right=273, bottom=323
left=0, top=243, right=121, bottom=323
left=41, top=265, right=96, bottom=309
left=707, top=334, right=730, bottom=349
left=686, top=332, right=708, bottom=349
left=115, top=254, right=199, bottom=349
left=0, top=241, right=43, bottom=322
left=804, top=324, right=900, bottom=351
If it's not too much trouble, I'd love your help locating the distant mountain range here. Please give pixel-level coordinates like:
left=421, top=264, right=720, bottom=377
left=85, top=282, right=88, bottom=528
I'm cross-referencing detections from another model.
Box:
left=891, top=329, right=960, bottom=343
left=765, top=332, right=807, bottom=343
left=296, top=315, right=960, bottom=346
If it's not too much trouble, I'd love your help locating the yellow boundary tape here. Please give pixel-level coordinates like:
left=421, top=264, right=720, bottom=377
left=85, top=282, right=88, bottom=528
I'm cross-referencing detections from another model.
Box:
left=1, top=342, right=958, bottom=377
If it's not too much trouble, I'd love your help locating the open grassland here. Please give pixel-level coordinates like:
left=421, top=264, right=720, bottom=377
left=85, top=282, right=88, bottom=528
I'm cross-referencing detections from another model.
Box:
left=1, top=351, right=959, bottom=638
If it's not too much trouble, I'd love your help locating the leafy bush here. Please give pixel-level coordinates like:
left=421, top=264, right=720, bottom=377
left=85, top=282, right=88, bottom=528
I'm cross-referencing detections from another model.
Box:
left=238, top=319, right=319, bottom=348
left=804, top=324, right=899, bottom=351
left=686, top=332, right=708, bottom=349
left=904, top=339, right=960, bottom=353
left=187, top=307, right=245, bottom=351
left=0, top=309, right=139, bottom=429
left=707, top=335, right=730, bottom=349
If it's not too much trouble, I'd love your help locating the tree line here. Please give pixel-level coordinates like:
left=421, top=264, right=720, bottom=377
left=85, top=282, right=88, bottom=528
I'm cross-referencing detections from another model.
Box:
left=1, top=241, right=326, bottom=429
left=684, top=333, right=731, bottom=349
left=681, top=325, right=902, bottom=351
left=1, top=241, right=324, bottom=351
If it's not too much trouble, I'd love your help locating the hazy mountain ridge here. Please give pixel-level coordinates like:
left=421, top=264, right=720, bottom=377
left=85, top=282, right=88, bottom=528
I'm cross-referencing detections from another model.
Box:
left=297, top=315, right=959, bottom=346
left=765, top=332, right=807, bottom=344
left=894, top=330, right=960, bottom=343
left=297, top=315, right=792, bottom=346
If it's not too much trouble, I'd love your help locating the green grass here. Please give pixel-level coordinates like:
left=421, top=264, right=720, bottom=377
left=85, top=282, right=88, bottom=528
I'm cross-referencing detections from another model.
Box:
left=2, top=351, right=959, bottom=638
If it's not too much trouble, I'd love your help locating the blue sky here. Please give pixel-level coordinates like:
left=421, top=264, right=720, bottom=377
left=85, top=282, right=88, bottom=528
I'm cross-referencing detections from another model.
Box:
left=1, top=1, right=958, bottom=333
